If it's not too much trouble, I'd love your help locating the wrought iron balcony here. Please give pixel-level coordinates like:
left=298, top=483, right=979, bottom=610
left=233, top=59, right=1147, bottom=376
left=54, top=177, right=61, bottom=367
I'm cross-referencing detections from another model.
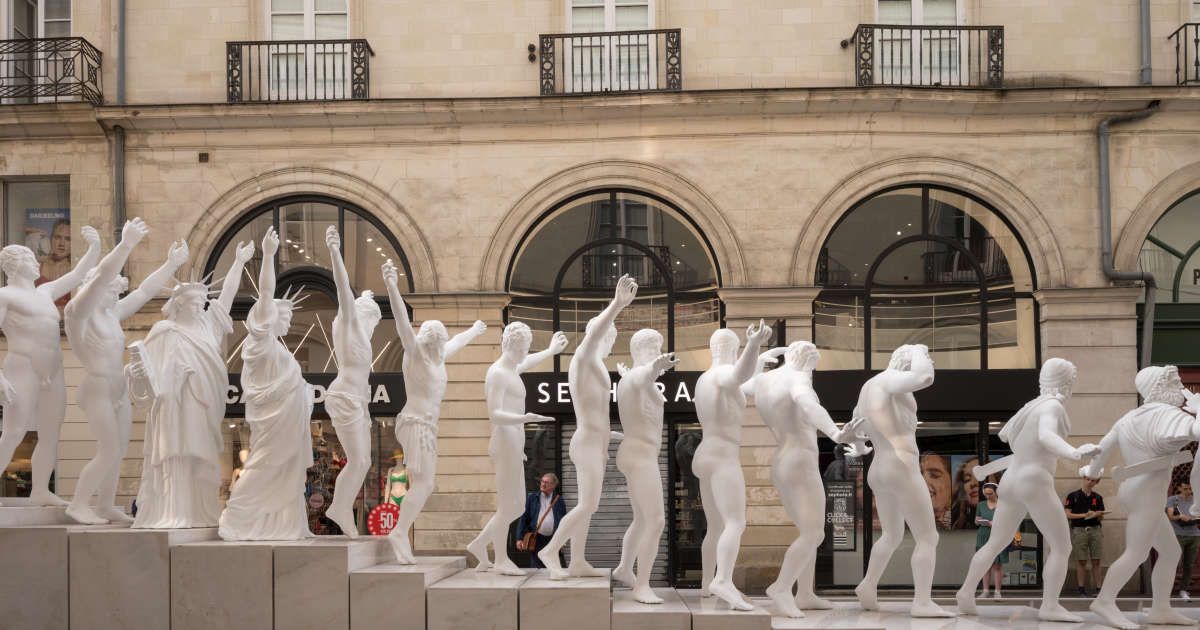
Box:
left=538, top=28, right=681, bottom=96
left=841, top=24, right=1003, bottom=88
left=1170, top=23, right=1200, bottom=86
left=0, top=37, right=102, bottom=105
left=226, top=39, right=373, bottom=103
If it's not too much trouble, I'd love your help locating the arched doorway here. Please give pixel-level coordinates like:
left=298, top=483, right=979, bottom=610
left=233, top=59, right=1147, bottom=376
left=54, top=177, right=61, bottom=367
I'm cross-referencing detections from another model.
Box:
left=507, top=188, right=721, bottom=586
left=1137, top=188, right=1200, bottom=375
left=811, top=184, right=1042, bottom=590
left=203, top=194, right=414, bottom=536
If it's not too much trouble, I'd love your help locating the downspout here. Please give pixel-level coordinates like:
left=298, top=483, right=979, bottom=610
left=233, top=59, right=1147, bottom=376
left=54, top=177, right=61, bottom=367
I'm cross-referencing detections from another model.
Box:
left=113, top=0, right=126, bottom=243
left=1139, top=0, right=1152, bottom=85
left=1098, top=101, right=1159, bottom=368
left=116, top=0, right=126, bottom=104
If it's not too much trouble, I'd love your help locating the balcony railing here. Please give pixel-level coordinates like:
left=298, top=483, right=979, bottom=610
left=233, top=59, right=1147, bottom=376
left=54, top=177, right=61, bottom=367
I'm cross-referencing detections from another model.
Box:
left=538, top=28, right=681, bottom=96
left=841, top=24, right=1003, bottom=88
left=0, top=37, right=102, bottom=105
left=581, top=245, right=699, bottom=290
left=1170, top=23, right=1200, bottom=86
left=226, top=39, right=373, bottom=103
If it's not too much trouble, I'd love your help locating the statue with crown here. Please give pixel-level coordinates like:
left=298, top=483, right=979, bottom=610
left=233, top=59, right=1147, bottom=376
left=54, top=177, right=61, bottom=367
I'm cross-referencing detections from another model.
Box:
left=127, top=236, right=256, bottom=529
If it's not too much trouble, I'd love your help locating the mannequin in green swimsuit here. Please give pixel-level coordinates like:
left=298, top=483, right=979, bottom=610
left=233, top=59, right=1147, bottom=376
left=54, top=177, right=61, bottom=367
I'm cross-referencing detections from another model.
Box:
left=974, top=482, right=1008, bottom=599
left=387, top=449, right=409, bottom=507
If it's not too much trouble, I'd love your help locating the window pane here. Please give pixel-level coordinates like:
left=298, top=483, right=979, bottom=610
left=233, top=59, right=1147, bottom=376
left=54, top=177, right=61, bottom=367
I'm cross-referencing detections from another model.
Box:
left=572, top=0, right=604, bottom=5
left=315, top=0, right=347, bottom=11
left=271, top=14, right=305, bottom=39
left=342, top=211, right=406, bottom=296
left=1140, top=190, right=1200, bottom=304
left=5, top=180, right=70, bottom=308
left=43, top=21, right=70, bottom=37
left=13, top=0, right=35, bottom=37
left=878, top=0, right=912, bottom=24
left=615, top=5, right=649, bottom=29
left=928, top=188, right=1031, bottom=292
left=987, top=296, right=1035, bottom=368
left=821, top=188, right=922, bottom=287
left=272, top=0, right=304, bottom=12
left=870, top=289, right=982, bottom=370
left=45, top=0, right=70, bottom=21
left=814, top=293, right=865, bottom=369
left=924, top=0, right=957, bottom=25
left=209, top=211, right=274, bottom=299
left=572, top=6, right=604, bottom=32
left=315, top=14, right=348, bottom=39
left=279, top=202, right=337, bottom=273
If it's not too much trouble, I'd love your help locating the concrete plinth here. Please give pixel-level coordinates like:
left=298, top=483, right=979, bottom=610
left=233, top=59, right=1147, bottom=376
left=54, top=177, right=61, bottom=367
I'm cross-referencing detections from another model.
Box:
left=350, top=556, right=466, bottom=630
left=0, top=499, right=74, bottom=526
left=69, top=527, right=217, bottom=630
left=520, top=569, right=612, bottom=630
left=427, top=568, right=532, bottom=630
left=612, top=588, right=691, bottom=630
left=679, top=588, right=771, bottom=630
left=172, top=540, right=276, bottom=630
left=273, top=536, right=391, bottom=630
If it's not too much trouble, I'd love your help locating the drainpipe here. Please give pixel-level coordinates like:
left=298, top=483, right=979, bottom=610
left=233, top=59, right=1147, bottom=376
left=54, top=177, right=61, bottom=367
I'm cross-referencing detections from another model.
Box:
left=1139, top=0, right=1152, bottom=85
left=116, top=0, right=126, bottom=104
left=1098, top=101, right=1159, bottom=368
left=113, top=125, right=125, bottom=245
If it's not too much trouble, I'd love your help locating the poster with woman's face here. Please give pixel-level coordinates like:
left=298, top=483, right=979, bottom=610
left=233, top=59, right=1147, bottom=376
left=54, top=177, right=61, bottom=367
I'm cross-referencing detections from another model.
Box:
left=920, top=453, right=952, bottom=529
left=951, top=455, right=982, bottom=529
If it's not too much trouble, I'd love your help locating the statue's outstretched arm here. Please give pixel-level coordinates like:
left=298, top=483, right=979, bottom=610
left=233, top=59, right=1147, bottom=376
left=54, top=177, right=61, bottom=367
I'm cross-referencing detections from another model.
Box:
left=216, top=241, right=255, bottom=315
left=46, top=226, right=101, bottom=300
left=117, top=240, right=188, bottom=320
left=69, top=219, right=148, bottom=317
left=518, top=331, right=568, bottom=374
left=577, top=274, right=637, bottom=361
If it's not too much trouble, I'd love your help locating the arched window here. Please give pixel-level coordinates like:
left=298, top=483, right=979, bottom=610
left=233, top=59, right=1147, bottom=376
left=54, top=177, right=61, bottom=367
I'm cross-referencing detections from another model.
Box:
left=814, top=185, right=1037, bottom=370
left=1137, top=188, right=1200, bottom=368
left=507, top=189, right=721, bottom=371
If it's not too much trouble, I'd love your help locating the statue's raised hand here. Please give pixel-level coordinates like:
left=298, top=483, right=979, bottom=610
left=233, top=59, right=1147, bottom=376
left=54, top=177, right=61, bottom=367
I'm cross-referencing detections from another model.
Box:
left=234, top=240, right=255, bottom=264
left=746, top=318, right=773, bottom=346
left=261, top=227, right=280, bottom=258
left=613, top=274, right=638, bottom=308
left=167, top=240, right=189, bottom=268
left=121, top=217, right=150, bottom=247
left=81, top=225, right=100, bottom=248
left=382, top=259, right=399, bottom=287
left=654, top=352, right=679, bottom=374
left=325, top=225, right=341, bottom=253
left=548, top=331, right=569, bottom=355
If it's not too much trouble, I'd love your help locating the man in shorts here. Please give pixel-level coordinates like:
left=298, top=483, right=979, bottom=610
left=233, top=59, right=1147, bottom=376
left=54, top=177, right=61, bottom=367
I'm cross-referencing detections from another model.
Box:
left=1064, top=476, right=1105, bottom=596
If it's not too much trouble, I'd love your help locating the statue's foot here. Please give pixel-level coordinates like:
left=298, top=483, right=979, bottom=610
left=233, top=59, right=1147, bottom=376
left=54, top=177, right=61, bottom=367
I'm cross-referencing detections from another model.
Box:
left=567, top=560, right=608, bottom=578
left=466, top=537, right=491, bottom=571
left=1145, top=606, right=1198, bottom=626
left=1089, top=600, right=1133, bottom=627
left=709, top=579, right=754, bottom=611
left=30, top=491, right=68, bottom=507
left=388, top=533, right=415, bottom=565
left=911, top=599, right=954, bottom=618
left=65, top=504, right=108, bottom=525
left=632, top=586, right=664, bottom=605
left=95, top=506, right=133, bottom=524
left=855, top=582, right=879, bottom=611
left=766, top=584, right=805, bottom=618
left=955, top=588, right=978, bottom=616
left=538, top=547, right=566, bottom=580
left=1033, top=601, right=1080, bottom=624
left=612, top=564, right=636, bottom=588
left=493, top=560, right=526, bottom=577
left=699, top=586, right=712, bottom=598
left=327, top=507, right=358, bottom=538
left=795, top=593, right=834, bottom=610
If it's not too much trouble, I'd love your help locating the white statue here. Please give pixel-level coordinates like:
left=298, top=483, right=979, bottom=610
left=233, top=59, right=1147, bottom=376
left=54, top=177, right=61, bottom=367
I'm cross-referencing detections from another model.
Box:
left=694, top=319, right=772, bottom=611
left=0, top=225, right=100, bottom=507
left=955, top=358, right=1099, bottom=622
left=129, top=240, right=254, bottom=529
left=65, top=219, right=188, bottom=525
left=383, top=258, right=487, bottom=563
left=218, top=227, right=314, bottom=541
left=612, top=329, right=677, bottom=604
left=750, top=341, right=870, bottom=618
left=323, top=226, right=382, bottom=537
left=538, top=275, right=638, bottom=578
left=854, top=344, right=952, bottom=617
left=467, top=323, right=566, bottom=575
left=1079, top=365, right=1200, bottom=629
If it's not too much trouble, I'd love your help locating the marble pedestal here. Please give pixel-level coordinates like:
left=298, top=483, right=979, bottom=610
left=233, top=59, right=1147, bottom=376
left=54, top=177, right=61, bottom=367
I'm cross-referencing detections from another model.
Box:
left=350, top=556, right=466, bottom=630
left=612, top=588, right=691, bottom=630
left=69, top=527, right=217, bottom=630
left=0, top=498, right=73, bottom=526
left=273, top=537, right=391, bottom=630
left=0, top=522, right=124, bottom=630
left=172, top=540, right=275, bottom=630
left=678, top=588, right=771, bottom=630
left=427, top=568, right=532, bottom=630
left=520, top=569, right=612, bottom=630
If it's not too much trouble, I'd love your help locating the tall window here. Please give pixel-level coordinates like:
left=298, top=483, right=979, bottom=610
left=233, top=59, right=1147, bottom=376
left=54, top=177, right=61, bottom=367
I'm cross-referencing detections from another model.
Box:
left=268, top=0, right=349, bottom=98
left=4, top=0, right=69, bottom=38
left=814, top=185, right=1036, bottom=370
left=876, top=0, right=961, bottom=85
left=568, top=0, right=654, bottom=91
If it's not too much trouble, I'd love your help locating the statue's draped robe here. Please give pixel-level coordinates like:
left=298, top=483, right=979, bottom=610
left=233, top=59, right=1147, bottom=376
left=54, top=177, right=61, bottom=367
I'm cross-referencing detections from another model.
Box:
left=218, top=300, right=313, bottom=541
left=132, top=301, right=231, bottom=528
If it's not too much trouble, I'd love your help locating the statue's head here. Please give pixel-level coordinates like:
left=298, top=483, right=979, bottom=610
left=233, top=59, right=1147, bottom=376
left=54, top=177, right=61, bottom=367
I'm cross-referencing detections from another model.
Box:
left=709, top=328, right=740, bottom=365
left=163, top=282, right=209, bottom=319
left=585, top=317, right=618, bottom=358
left=417, top=320, right=449, bottom=362
left=500, top=321, right=533, bottom=361
left=887, top=345, right=915, bottom=371
left=271, top=299, right=296, bottom=336
left=0, top=245, right=39, bottom=281
left=354, top=290, right=382, bottom=334
left=629, top=328, right=663, bottom=366
left=1135, top=364, right=1185, bottom=406
left=83, top=267, right=128, bottom=305
left=1038, top=357, right=1077, bottom=399
left=785, top=340, right=820, bottom=372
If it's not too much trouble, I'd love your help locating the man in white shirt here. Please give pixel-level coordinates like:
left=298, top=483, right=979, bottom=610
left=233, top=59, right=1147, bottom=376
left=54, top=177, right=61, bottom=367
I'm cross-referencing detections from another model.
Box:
left=516, top=472, right=568, bottom=568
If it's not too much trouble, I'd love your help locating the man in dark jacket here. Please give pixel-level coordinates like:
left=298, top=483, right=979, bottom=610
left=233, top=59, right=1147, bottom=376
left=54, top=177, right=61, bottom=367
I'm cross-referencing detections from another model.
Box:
left=516, top=472, right=568, bottom=568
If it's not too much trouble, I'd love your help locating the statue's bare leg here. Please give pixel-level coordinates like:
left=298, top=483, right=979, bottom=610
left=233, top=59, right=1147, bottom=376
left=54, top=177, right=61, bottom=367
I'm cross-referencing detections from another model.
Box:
left=1023, top=485, right=1081, bottom=623
left=29, top=373, right=68, bottom=507
left=698, top=469, right=722, bottom=598
left=474, top=450, right=525, bottom=576
left=539, top=444, right=605, bottom=579
left=857, top=473, right=902, bottom=611
left=0, top=365, right=37, bottom=508
left=956, top=497, right=1024, bottom=616
left=389, top=459, right=433, bottom=564
left=1146, top=518, right=1197, bottom=626
left=769, top=470, right=827, bottom=617
left=706, top=463, right=753, bottom=611
left=896, top=470, right=952, bottom=618
left=615, top=460, right=664, bottom=603
left=329, top=416, right=370, bottom=538
left=68, top=378, right=119, bottom=524
left=94, top=400, right=134, bottom=524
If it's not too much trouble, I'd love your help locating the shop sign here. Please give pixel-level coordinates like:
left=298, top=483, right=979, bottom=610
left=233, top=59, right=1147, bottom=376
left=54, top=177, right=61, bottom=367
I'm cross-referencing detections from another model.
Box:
left=225, top=372, right=407, bottom=418
left=523, top=371, right=702, bottom=414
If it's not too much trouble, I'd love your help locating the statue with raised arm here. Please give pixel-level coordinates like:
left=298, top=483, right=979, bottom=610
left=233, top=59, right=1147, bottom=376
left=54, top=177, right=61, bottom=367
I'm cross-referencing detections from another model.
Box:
left=693, top=319, right=772, bottom=611
left=750, top=341, right=870, bottom=618
left=538, top=275, right=638, bottom=579
left=1078, top=365, right=1200, bottom=629
left=0, top=225, right=99, bottom=507
left=129, top=239, right=255, bottom=529
left=218, top=227, right=314, bottom=541
left=468, top=322, right=567, bottom=575
left=65, top=219, right=187, bottom=525
left=955, top=358, right=1098, bottom=623
left=383, top=258, right=487, bottom=563
left=854, top=344, right=952, bottom=618
left=322, top=226, right=382, bottom=537
left=612, top=329, right=677, bottom=603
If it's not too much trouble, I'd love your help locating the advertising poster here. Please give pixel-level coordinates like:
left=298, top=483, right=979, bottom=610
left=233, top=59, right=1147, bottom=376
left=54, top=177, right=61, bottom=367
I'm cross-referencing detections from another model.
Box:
left=825, top=480, right=856, bottom=551
left=23, top=208, right=70, bottom=307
